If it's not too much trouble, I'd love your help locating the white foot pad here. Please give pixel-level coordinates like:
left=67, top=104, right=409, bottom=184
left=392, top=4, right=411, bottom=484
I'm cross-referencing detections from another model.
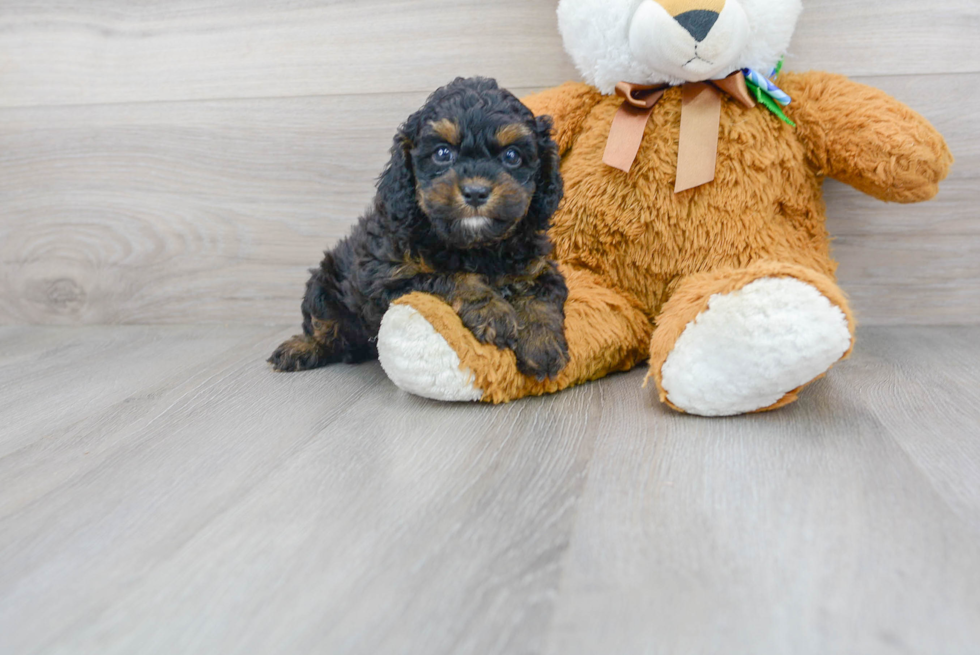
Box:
left=660, top=277, right=851, bottom=417
left=377, top=304, right=484, bottom=402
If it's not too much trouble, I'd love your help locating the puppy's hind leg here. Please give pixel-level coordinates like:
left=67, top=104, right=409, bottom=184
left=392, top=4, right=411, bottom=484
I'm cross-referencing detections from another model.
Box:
left=269, top=254, right=375, bottom=372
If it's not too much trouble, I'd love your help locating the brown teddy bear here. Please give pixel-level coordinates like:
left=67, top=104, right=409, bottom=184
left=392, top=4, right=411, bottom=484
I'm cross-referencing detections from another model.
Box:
left=375, top=0, right=952, bottom=416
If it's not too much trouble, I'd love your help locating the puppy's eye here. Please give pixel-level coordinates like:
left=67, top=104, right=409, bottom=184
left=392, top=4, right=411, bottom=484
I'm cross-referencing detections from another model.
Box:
left=432, top=146, right=456, bottom=166
left=502, top=147, right=523, bottom=168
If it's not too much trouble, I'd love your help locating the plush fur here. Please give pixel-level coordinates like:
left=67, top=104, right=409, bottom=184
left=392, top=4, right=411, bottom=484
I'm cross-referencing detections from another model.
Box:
left=376, top=1, right=953, bottom=415
left=269, top=77, right=569, bottom=380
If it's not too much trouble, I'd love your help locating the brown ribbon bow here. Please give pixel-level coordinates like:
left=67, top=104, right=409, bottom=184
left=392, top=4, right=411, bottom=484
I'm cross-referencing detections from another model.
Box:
left=601, top=71, right=757, bottom=193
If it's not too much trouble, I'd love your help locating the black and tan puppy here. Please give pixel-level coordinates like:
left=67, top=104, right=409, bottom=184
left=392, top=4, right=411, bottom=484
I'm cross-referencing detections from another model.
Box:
left=269, top=77, right=569, bottom=380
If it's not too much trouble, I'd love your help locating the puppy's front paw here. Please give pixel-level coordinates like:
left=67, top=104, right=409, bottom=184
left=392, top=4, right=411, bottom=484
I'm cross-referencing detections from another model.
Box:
left=268, top=335, right=324, bottom=372
left=457, top=298, right=520, bottom=350
left=514, top=328, right=570, bottom=381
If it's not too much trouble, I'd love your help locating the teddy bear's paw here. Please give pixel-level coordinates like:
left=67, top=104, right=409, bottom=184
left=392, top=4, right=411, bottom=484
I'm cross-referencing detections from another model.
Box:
left=377, top=303, right=484, bottom=402
left=660, top=277, right=852, bottom=417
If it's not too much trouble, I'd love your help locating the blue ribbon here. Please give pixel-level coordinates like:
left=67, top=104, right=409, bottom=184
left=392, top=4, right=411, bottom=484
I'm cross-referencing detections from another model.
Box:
left=742, top=66, right=791, bottom=106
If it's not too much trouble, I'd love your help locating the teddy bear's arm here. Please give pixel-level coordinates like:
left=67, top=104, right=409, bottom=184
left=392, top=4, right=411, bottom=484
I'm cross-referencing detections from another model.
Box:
left=521, top=82, right=604, bottom=156
left=781, top=71, right=952, bottom=203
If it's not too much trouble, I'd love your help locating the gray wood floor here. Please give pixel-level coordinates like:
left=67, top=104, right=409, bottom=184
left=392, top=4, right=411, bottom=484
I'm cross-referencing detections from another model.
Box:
left=1, top=325, right=979, bottom=655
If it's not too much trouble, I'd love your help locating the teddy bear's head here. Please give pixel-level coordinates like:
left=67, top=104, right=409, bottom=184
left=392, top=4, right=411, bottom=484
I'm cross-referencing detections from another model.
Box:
left=557, top=0, right=802, bottom=94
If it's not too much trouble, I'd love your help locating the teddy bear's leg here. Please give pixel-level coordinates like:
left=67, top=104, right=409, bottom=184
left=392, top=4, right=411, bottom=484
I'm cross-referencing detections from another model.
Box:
left=377, top=266, right=652, bottom=403
left=647, top=261, right=856, bottom=417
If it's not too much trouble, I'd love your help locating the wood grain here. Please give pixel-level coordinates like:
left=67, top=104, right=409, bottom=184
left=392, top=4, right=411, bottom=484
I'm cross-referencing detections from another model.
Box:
left=0, top=0, right=977, bottom=326
left=788, top=0, right=980, bottom=77
left=1, top=0, right=978, bottom=109
left=0, top=0, right=579, bottom=108
left=0, top=92, right=430, bottom=325
left=0, top=325, right=605, bottom=655
left=851, top=327, right=980, bottom=533
left=833, top=235, right=980, bottom=326
left=1, top=73, right=976, bottom=326
left=544, top=332, right=980, bottom=655
left=1, top=325, right=979, bottom=653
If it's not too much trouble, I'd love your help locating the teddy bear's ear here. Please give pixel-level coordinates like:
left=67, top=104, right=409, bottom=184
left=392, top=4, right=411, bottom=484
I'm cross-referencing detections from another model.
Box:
left=529, top=115, right=564, bottom=224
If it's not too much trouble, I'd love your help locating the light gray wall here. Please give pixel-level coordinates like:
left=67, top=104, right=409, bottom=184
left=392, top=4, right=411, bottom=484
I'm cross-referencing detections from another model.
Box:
left=1, top=0, right=977, bottom=325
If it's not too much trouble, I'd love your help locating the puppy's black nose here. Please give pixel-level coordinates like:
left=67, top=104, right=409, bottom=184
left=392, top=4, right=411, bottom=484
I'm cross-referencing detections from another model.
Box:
left=461, top=183, right=492, bottom=207
left=675, top=10, right=719, bottom=42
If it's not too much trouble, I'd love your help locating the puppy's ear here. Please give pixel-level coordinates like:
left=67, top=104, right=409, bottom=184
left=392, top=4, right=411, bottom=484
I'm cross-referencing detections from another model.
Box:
left=529, top=115, right=563, bottom=225
left=377, top=115, right=423, bottom=220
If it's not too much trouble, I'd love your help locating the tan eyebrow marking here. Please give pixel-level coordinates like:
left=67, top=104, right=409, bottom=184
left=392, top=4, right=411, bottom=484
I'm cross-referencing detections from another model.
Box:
left=495, top=123, right=533, bottom=147
left=429, top=119, right=460, bottom=145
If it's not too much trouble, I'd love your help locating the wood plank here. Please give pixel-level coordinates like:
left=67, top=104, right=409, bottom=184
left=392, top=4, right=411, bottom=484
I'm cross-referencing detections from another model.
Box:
left=0, top=0, right=579, bottom=109
left=2, top=73, right=976, bottom=326
left=0, top=0, right=977, bottom=108
left=0, top=325, right=606, bottom=655
left=833, top=235, right=980, bottom=326
left=0, top=91, right=432, bottom=325
left=788, top=0, right=980, bottom=77
left=0, top=325, right=277, bottom=461
left=544, top=345, right=980, bottom=654
left=852, top=326, right=980, bottom=533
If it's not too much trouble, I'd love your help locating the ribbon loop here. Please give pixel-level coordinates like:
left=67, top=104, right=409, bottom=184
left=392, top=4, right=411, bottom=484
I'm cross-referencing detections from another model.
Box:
left=615, top=81, right=669, bottom=109
left=711, top=73, right=756, bottom=110
left=602, top=84, right=666, bottom=173
left=603, top=70, right=761, bottom=192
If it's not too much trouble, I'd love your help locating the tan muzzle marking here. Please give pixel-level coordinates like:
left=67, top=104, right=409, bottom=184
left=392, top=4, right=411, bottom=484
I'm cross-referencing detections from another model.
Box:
left=653, top=0, right=726, bottom=17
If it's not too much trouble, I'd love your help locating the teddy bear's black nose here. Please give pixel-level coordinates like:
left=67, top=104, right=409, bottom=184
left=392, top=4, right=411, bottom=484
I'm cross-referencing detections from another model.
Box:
left=675, top=10, right=719, bottom=42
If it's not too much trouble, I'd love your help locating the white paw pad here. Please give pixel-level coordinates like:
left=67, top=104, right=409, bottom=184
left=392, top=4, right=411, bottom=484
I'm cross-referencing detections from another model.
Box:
left=377, top=304, right=484, bottom=402
left=660, top=277, right=852, bottom=417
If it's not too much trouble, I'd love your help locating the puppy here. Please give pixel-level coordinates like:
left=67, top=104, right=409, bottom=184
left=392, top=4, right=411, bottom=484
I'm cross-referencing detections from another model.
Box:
left=269, top=77, right=569, bottom=380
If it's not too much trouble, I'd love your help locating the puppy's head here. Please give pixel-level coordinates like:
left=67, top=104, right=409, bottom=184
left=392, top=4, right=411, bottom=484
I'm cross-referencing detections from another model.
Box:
left=377, top=77, right=562, bottom=249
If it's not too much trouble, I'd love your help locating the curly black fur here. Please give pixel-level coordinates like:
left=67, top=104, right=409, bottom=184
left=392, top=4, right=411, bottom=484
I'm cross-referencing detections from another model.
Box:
left=269, top=77, right=569, bottom=380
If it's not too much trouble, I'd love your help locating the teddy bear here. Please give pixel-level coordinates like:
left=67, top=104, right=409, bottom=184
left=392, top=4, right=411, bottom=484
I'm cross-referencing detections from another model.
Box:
left=374, top=0, right=952, bottom=416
